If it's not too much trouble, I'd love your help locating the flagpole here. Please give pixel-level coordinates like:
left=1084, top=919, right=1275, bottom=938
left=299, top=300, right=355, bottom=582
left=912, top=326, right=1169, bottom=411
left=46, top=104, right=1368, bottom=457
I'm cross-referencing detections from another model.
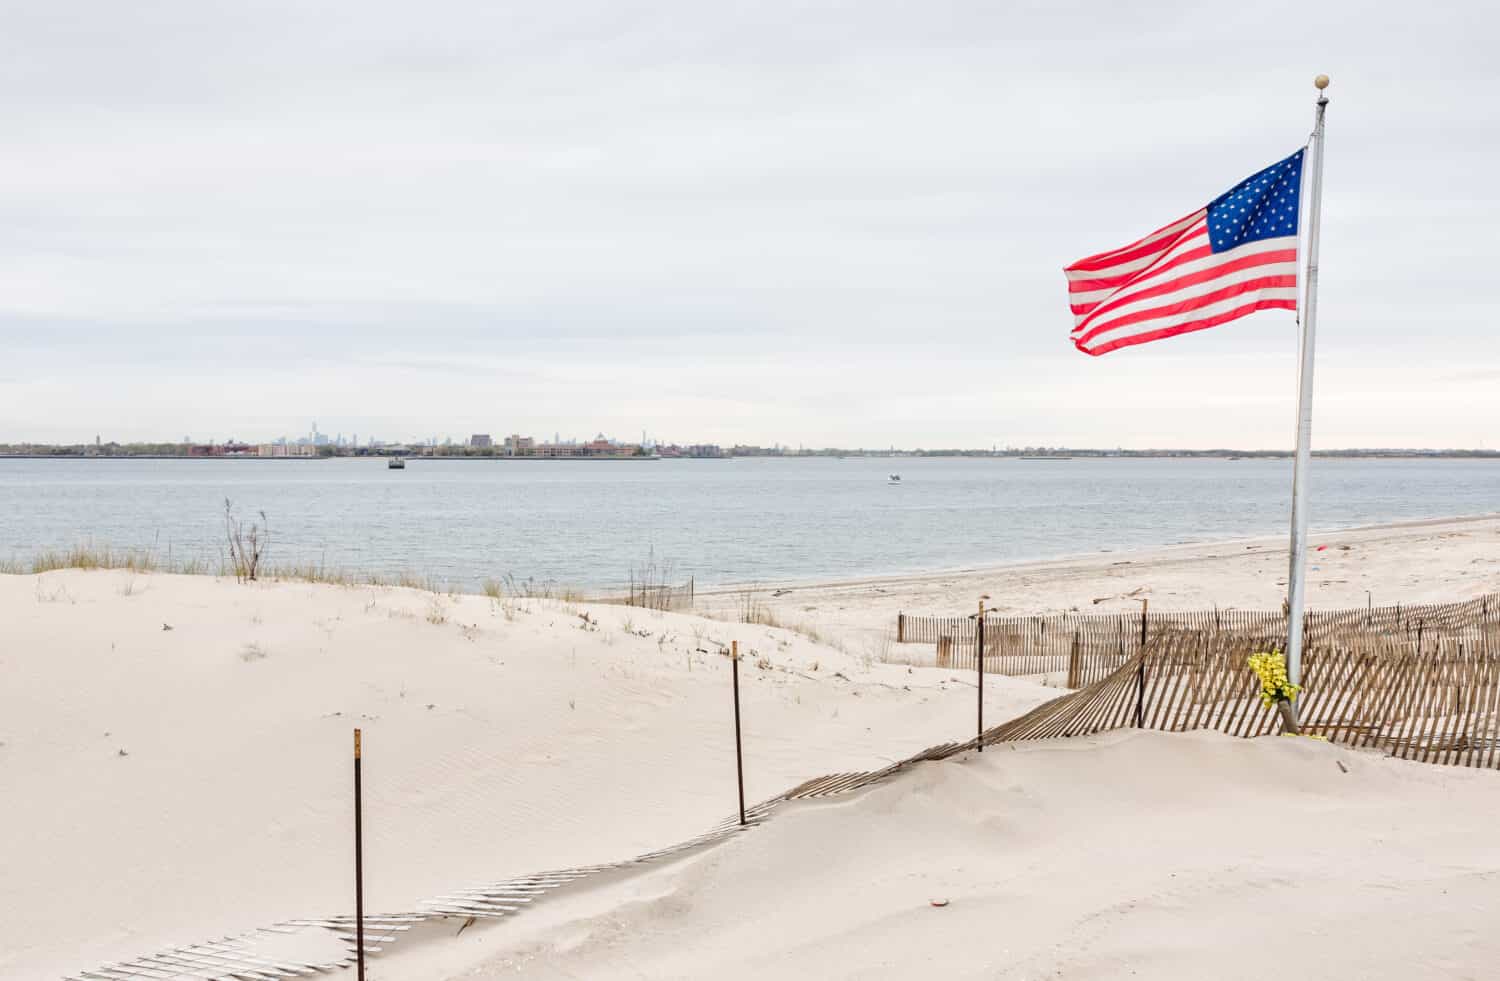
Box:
left=1285, top=74, right=1330, bottom=706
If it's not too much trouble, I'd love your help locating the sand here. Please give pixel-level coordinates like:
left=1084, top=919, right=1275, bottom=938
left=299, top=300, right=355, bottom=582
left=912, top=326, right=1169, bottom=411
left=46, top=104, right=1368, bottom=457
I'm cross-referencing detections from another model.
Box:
left=0, top=570, right=1050, bottom=980
left=696, top=514, right=1500, bottom=652
left=438, top=731, right=1500, bottom=981
left=2, top=514, right=1498, bottom=979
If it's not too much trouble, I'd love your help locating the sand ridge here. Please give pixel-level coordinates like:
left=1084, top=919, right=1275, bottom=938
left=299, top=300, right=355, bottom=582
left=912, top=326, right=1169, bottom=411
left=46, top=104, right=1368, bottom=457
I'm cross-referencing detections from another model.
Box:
left=0, top=570, right=1052, bottom=980
left=439, top=730, right=1500, bottom=980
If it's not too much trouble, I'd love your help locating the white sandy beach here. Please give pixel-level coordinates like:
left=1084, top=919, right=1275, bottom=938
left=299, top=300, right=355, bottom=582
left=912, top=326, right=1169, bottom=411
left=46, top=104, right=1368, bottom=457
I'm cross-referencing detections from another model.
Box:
left=698, top=514, right=1500, bottom=652
left=2, top=515, right=1498, bottom=979
left=0, top=570, right=1051, bottom=979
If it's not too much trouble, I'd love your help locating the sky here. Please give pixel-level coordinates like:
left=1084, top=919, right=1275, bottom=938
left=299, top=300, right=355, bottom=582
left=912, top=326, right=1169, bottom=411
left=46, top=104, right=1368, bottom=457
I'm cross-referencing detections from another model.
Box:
left=2, top=1, right=1497, bottom=449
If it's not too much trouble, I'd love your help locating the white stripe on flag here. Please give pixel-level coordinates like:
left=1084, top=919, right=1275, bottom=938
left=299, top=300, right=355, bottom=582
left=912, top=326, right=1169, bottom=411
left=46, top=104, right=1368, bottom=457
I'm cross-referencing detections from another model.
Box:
left=1081, top=286, right=1298, bottom=351
left=1077, top=238, right=1297, bottom=335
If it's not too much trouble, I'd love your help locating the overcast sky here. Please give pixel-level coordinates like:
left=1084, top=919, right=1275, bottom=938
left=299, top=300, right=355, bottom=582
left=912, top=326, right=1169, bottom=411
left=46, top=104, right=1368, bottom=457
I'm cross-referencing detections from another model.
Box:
left=2, top=1, right=1496, bottom=448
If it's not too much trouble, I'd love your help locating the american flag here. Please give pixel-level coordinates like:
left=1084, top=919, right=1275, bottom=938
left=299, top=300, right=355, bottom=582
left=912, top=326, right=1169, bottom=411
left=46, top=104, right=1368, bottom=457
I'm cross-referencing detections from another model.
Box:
left=1065, top=149, right=1305, bottom=356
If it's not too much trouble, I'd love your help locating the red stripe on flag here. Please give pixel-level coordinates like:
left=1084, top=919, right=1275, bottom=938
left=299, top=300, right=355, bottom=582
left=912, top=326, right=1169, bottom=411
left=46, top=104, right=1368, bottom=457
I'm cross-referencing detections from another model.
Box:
left=1075, top=299, right=1297, bottom=356
left=1068, top=242, right=1219, bottom=315
left=1067, top=237, right=1212, bottom=296
left=1078, top=249, right=1298, bottom=327
left=1062, top=231, right=1212, bottom=288
left=1065, top=223, right=1202, bottom=273
left=1067, top=244, right=1216, bottom=296
left=1074, top=274, right=1297, bottom=348
left=1065, top=211, right=1203, bottom=271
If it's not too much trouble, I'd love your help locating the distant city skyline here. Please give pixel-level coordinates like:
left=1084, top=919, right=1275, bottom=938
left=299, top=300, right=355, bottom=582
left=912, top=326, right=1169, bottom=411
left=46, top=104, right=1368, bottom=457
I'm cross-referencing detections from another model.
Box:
left=2, top=2, right=1496, bottom=449
left=4, top=425, right=1494, bottom=456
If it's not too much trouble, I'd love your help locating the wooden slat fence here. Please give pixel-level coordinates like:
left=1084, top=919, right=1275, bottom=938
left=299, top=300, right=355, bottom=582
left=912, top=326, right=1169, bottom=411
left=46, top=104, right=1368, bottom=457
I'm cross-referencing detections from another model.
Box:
left=897, top=594, right=1500, bottom=687
left=624, top=577, right=695, bottom=611
left=984, top=628, right=1500, bottom=768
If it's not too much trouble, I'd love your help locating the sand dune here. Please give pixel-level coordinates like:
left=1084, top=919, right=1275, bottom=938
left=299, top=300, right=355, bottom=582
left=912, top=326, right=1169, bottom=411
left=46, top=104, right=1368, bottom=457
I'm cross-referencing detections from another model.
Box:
left=0, top=570, right=1052, bottom=980
left=427, top=731, right=1500, bottom=980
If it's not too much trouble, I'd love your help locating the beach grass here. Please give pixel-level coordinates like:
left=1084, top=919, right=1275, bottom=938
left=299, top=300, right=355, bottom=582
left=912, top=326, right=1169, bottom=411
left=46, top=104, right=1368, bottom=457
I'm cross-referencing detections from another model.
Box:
left=2, top=544, right=166, bottom=575
left=729, top=585, right=854, bottom=653
left=0, top=542, right=608, bottom=605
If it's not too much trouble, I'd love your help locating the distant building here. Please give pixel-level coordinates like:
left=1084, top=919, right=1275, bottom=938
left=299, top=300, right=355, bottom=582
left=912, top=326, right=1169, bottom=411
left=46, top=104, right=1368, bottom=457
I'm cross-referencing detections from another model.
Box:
left=534, top=435, right=645, bottom=458
left=469, top=434, right=493, bottom=449
left=484, top=433, right=652, bottom=459
left=658, top=443, right=724, bottom=458
left=257, top=443, right=315, bottom=458
left=187, top=442, right=254, bottom=458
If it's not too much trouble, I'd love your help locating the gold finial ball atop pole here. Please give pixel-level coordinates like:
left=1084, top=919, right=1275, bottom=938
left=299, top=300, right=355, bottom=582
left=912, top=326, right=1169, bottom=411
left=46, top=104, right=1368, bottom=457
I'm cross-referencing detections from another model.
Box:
left=1314, top=74, right=1330, bottom=90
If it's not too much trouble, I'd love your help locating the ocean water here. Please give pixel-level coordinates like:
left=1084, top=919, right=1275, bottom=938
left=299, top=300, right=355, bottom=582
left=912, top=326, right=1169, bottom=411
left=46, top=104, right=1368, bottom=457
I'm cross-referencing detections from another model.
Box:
left=0, top=456, right=1494, bottom=591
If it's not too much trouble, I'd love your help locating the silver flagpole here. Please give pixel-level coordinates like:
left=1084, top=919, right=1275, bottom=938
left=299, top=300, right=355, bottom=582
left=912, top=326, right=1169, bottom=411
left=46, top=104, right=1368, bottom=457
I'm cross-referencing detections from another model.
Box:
left=1285, top=74, right=1330, bottom=704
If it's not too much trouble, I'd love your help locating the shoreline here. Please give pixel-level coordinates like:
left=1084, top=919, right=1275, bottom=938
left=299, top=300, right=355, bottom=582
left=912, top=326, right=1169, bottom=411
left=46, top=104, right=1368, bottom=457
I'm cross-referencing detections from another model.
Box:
left=6, top=513, right=1498, bottom=613
left=692, top=511, right=1500, bottom=598
left=0, top=454, right=666, bottom=462
left=692, top=513, right=1500, bottom=645
left=5, top=452, right=1500, bottom=460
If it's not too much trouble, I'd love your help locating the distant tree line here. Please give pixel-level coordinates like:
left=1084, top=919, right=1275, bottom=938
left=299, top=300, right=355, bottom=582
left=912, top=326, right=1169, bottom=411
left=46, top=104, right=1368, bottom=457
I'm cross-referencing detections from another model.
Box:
left=0, top=441, right=196, bottom=456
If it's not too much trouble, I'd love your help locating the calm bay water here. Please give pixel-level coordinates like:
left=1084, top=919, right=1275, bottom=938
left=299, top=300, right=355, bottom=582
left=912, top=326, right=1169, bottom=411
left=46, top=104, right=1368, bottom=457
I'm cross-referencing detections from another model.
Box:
left=0, top=456, right=1495, bottom=591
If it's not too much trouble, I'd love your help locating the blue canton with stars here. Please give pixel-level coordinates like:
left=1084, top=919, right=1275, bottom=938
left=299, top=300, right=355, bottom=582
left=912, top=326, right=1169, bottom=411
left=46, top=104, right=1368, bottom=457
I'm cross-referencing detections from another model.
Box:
left=1206, top=148, right=1304, bottom=253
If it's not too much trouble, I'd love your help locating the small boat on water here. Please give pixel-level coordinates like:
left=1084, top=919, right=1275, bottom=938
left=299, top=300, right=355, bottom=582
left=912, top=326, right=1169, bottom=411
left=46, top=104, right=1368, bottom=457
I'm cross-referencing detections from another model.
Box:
left=888, top=473, right=901, bottom=483
left=388, top=457, right=406, bottom=470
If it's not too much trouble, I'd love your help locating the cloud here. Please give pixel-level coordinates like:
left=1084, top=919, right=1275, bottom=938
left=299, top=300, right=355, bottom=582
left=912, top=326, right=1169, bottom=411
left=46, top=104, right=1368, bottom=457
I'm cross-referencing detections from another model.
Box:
left=1, top=0, right=1496, bottom=446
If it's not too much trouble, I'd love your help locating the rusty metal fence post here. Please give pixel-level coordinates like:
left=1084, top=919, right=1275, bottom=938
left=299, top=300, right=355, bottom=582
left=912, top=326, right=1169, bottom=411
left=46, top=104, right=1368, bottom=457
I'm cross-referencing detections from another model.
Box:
left=353, top=728, right=365, bottom=981
left=976, top=597, right=988, bottom=751
left=731, top=641, right=746, bottom=825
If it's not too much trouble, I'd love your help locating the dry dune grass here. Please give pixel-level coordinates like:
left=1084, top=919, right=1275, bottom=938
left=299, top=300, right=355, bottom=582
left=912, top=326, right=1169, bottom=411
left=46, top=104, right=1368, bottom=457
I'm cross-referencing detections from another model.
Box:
left=0, top=543, right=594, bottom=603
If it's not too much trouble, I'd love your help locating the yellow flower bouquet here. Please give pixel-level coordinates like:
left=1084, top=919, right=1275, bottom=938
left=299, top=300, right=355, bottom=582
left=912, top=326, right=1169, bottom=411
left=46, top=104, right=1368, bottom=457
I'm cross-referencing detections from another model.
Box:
left=1247, top=650, right=1301, bottom=734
